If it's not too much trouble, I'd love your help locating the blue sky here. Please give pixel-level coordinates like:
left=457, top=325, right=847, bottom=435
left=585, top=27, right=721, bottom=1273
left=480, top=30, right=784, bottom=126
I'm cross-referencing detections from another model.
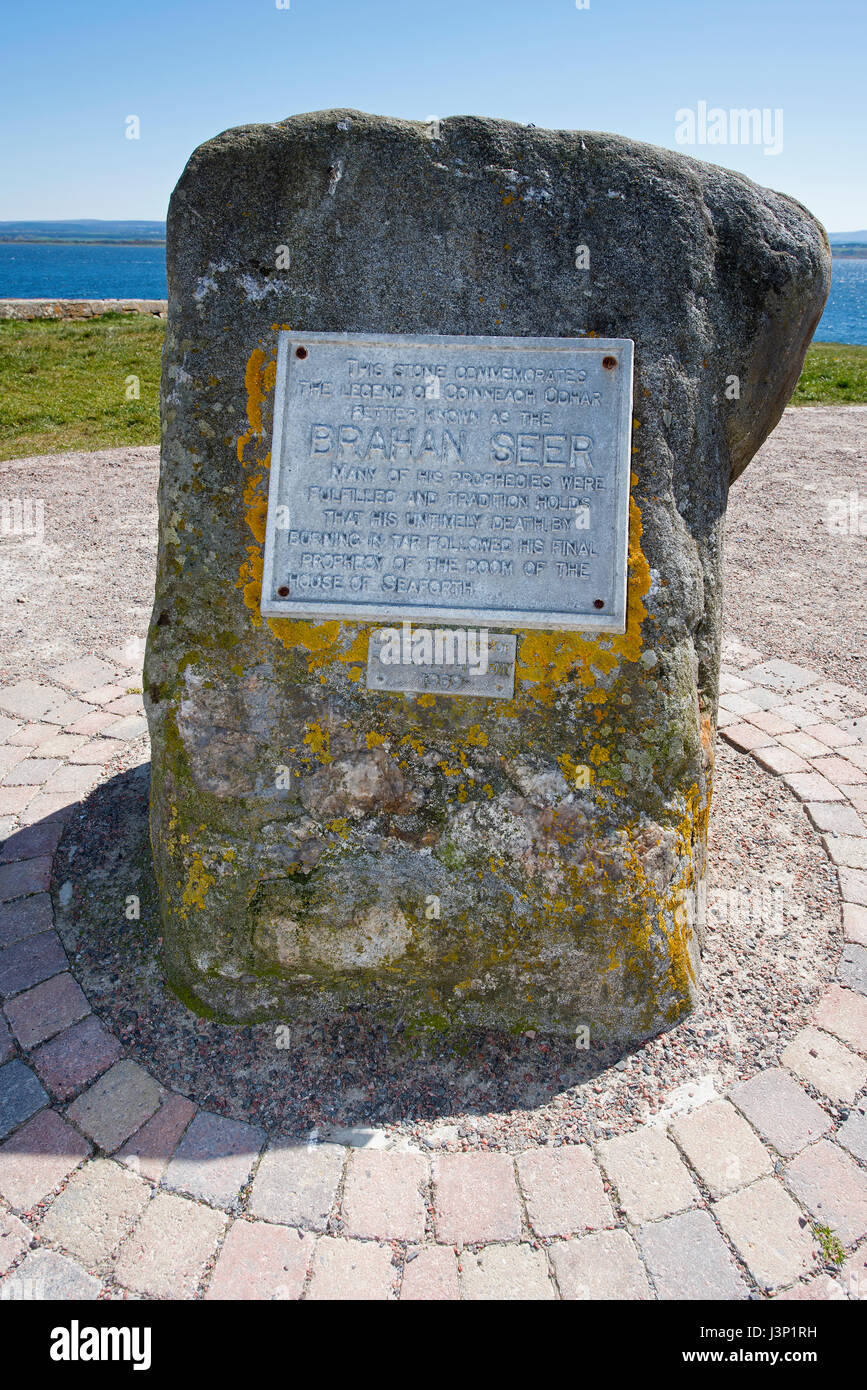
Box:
left=2, top=0, right=864, bottom=231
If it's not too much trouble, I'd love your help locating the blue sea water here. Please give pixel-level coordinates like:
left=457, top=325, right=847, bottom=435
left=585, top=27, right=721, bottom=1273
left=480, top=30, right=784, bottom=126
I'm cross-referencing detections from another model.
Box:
left=814, top=258, right=867, bottom=346
left=0, top=242, right=865, bottom=345
left=0, top=242, right=167, bottom=299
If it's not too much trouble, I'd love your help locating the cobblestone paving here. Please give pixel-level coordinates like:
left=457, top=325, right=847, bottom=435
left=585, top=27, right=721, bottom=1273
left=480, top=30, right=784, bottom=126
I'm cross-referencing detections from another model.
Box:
left=1, top=650, right=866, bottom=1299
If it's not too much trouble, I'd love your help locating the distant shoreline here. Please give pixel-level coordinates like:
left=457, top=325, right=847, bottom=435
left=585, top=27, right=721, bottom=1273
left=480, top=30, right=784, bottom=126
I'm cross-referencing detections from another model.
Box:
left=0, top=238, right=165, bottom=247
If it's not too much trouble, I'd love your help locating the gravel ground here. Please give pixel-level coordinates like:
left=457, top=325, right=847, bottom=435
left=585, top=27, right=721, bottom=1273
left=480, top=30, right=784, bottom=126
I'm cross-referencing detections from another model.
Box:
left=53, top=733, right=840, bottom=1151
left=3, top=405, right=861, bottom=1149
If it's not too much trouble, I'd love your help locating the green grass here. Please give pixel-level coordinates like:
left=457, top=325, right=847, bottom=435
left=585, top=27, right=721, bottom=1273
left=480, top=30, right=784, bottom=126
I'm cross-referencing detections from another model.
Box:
left=0, top=318, right=865, bottom=461
left=792, top=340, right=867, bottom=405
left=0, top=312, right=163, bottom=460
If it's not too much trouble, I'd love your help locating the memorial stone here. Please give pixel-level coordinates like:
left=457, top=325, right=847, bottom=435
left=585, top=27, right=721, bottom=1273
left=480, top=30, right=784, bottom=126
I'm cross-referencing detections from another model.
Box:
left=145, top=111, right=830, bottom=1037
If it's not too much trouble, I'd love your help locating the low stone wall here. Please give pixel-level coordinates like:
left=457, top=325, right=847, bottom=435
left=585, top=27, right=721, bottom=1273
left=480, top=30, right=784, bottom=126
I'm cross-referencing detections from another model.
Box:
left=0, top=299, right=167, bottom=321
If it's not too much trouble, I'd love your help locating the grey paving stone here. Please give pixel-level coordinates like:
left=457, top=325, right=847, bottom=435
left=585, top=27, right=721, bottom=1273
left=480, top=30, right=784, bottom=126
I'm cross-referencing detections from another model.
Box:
left=714, top=1177, right=814, bottom=1292
left=837, top=1105, right=867, bottom=1164
left=249, top=1139, right=345, bottom=1231
left=3, top=971, right=90, bottom=1049
left=0, top=1107, right=91, bottom=1210
left=0, top=893, right=53, bottom=948
left=729, top=1068, right=832, bottom=1157
left=781, top=1026, right=867, bottom=1103
left=460, top=1243, right=556, bottom=1300
left=549, top=1229, right=653, bottom=1300
left=0, top=930, right=67, bottom=998
left=0, top=1059, right=48, bottom=1140
left=1, top=1247, right=101, bottom=1299
left=638, top=1209, right=748, bottom=1300
left=597, top=1127, right=698, bottom=1223
left=670, top=1099, right=773, bottom=1199
left=306, top=1236, right=395, bottom=1300
left=65, top=1059, right=163, bottom=1152
left=517, top=1145, right=614, bottom=1236
left=161, top=1109, right=265, bottom=1208
left=838, top=944, right=867, bottom=996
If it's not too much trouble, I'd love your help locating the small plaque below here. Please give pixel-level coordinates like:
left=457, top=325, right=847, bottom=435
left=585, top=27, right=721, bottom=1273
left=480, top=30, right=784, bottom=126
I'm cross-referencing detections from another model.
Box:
left=367, top=630, right=517, bottom=699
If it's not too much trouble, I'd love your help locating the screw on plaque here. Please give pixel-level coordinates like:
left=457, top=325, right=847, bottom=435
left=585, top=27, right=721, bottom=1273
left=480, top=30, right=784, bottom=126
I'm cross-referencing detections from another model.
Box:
left=295, top=346, right=308, bottom=359
left=277, top=585, right=290, bottom=597
left=602, top=356, right=617, bottom=370
left=594, top=599, right=605, bottom=609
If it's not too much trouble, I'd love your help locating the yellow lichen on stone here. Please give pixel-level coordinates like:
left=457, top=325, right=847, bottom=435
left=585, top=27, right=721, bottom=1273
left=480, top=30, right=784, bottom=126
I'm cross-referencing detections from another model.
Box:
left=180, top=855, right=215, bottom=916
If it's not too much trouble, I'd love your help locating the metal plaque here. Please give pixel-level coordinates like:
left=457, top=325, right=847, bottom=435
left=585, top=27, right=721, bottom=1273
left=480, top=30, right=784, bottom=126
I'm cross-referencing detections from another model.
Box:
left=261, top=331, right=634, bottom=632
left=367, top=629, right=517, bottom=699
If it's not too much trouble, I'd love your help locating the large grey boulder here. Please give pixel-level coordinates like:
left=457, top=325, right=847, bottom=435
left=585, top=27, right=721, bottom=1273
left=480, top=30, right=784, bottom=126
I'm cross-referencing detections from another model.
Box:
left=145, top=110, right=829, bottom=1038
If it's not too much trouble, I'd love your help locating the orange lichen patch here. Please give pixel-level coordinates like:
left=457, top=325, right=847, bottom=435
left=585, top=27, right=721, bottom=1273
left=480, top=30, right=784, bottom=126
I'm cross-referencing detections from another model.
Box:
left=465, top=724, right=488, bottom=747
left=417, top=693, right=436, bottom=708
left=515, top=484, right=650, bottom=701
left=303, top=720, right=331, bottom=762
left=243, top=471, right=268, bottom=545
left=236, top=349, right=277, bottom=463
left=180, top=854, right=215, bottom=916
left=366, top=731, right=386, bottom=749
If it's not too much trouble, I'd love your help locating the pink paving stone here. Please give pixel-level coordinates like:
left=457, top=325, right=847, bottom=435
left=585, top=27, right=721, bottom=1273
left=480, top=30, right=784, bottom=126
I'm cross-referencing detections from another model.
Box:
left=713, top=1178, right=815, bottom=1292
left=400, top=1246, right=460, bottom=1301
left=41, top=698, right=97, bottom=727
left=0, top=746, right=27, bottom=775
left=306, top=1236, right=396, bottom=1300
left=781, top=1026, right=867, bottom=1103
left=16, top=793, right=78, bottom=826
left=80, top=683, right=130, bottom=706
left=0, top=820, right=63, bottom=863
left=746, top=710, right=797, bottom=735
left=460, top=1243, right=556, bottom=1300
left=812, top=984, right=867, bottom=1052
left=0, top=855, right=52, bottom=902
left=116, top=1092, right=197, bottom=1182
left=3, top=972, right=90, bottom=1049
left=778, top=731, right=834, bottom=759
left=0, top=789, right=34, bottom=817
left=842, top=904, right=867, bottom=948
left=0, top=893, right=53, bottom=948
left=36, top=734, right=87, bottom=759
left=68, top=738, right=127, bottom=765
left=32, top=1015, right=122, bottom=1101
left=721, top=723, right=775, bottom=753
left=161, top=1109, right=265, bottom=1208
left=0, top=1208, right=31, bottom=1274
left=805, top=801, right=867, bottom=838
left=41, top=764, right=102, bottom=796
left=845, top=788, right=867, bottom=815
left=785, top=1141, right=867, bottom=1246
left=811, top=756, right=867, bottom=788
left=811, top=724, right=859, bottom=749
left=65, top=710, right=120, bottom=737
left=205, top=1220, right=314, bottom=1300
left=1, top=759, right=61, bottom=787
left=7, top=724, right=57, bottom=747
left=104, top=694, right=145, bottom=716
left=433, top=1152, right=522, bottom=1245
left=114, top=1190, right=226, bottom=1298
left=341, top=1149, right=427, bottom=1241
left=773, top=1273, right=847, bottom=1301
left=0, top=682, right=59, bottom=721
left=729, top=1068, right=832, bottom=1158
left=48, top=657, right=120, bottom=694
left=783, top=772, right=844, bottom=803
left=0, top=1108, right=91, bottom=1210
left=0, top=930, right=68, bottom=998
left=752, top=744, right=810, bottom=775
left=845, top=745, right=867, bottom=772
left=516, top=1145, right=614, bottom=1237
left=549, top=1230, right=652, bottom=1300
left=107, top=715, right=148, bottom=740
left=839, top=868, right=867, bottom=906
left=596, top=1127, right=699, bottom=1223
left=0, top=716, right=19, bottom=740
